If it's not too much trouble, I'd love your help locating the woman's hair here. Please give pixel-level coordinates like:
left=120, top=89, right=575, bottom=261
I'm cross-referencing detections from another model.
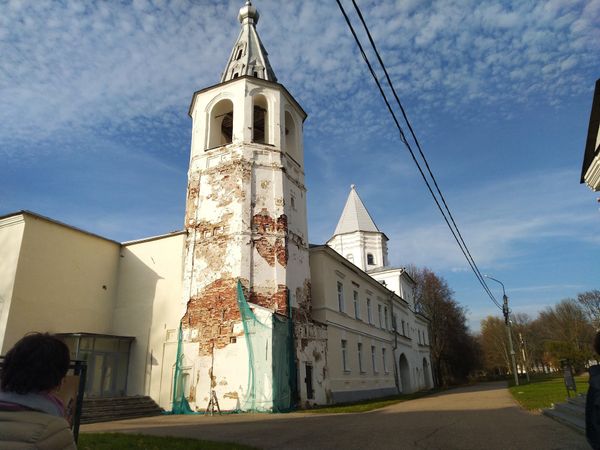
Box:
left=1, top=333, right=70, bottom=394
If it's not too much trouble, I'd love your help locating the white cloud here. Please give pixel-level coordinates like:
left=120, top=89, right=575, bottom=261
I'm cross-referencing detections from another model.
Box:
left=0, top=0, right=597, bottom=157
left=384, top=169, right=599, bottom=270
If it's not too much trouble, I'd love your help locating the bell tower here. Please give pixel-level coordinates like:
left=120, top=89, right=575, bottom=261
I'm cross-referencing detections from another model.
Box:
left=327, top=185, right=389, bottom=271
left=178, top=1, right=312, bottom=411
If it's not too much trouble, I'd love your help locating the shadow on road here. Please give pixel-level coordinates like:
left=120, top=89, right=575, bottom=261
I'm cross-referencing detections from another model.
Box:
left=82, top=382, right=586, bottom=450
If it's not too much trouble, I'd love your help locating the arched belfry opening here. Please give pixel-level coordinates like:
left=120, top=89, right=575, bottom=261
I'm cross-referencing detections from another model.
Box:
left=252, top=94, right=268, bottom=144
left=367, top=253, right=375, bottom=266
left=284, top=111, right=299, bottom=162
left=208, top=99, right=234, bottom=149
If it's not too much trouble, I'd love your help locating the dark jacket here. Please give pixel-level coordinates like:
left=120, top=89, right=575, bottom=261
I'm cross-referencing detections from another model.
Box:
left=587, top=365, right=600, bottom=449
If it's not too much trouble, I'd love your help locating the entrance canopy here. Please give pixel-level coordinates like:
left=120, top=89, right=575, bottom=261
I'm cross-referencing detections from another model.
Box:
left=56, top=333, right=134, bottom=398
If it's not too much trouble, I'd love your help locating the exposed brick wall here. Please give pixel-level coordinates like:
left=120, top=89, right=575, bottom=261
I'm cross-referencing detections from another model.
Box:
left=252, top=209, right=288, bottom=267
left=187, top=214, right=234, bottom=273
left=248, top=284, right=288, bottom=316
left=181, top=278, right=241, bottom=356
left=182, top=279, right=292, bottom=356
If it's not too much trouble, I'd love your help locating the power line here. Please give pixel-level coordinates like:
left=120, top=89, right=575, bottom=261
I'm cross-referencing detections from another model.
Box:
left=349, top=0, right=500, bottom=309
left=335, top=0, right=502, bottom=311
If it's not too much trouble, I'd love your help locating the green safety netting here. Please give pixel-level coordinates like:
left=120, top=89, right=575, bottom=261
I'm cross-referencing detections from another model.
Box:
left=170, top=280, right=296, bottom=414
left=236, top=280, right=296, bottom=412
left=171, top=325, right=195, bottom=414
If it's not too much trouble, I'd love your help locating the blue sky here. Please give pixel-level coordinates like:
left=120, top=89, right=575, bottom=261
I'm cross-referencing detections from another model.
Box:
left=2, top=0, right=599, bottom=330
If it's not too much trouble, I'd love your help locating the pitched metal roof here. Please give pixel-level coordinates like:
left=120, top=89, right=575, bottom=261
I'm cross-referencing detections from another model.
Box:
left=333, top=185, right=380, bottom=235
left=220, top=1, right=277, bottom=83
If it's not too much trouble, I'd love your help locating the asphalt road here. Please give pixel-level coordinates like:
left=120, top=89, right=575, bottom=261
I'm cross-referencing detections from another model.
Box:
left=82, top=382, right=589, bottom=449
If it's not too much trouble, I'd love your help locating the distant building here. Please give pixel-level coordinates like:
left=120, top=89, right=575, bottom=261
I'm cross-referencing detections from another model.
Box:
left=0, top=2, right=431, bottom=411
left=581, top=79, right=600, bottom=191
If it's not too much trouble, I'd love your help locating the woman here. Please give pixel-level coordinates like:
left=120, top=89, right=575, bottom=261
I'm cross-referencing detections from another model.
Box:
left=0, top=332, right=77, bottom=449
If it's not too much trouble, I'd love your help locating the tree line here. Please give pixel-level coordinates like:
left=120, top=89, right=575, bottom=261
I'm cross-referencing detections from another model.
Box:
left=408, top=265, right=599, bottom=385
left=480, top=290, right=600, bottom=375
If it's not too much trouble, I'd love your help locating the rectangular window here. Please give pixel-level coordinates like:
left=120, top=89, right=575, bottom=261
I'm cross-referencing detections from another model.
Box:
left=401, top=320, right=406, bottom=336
left=353, top=290, right=360, bottom=319
left=337, top=282, right=344, bottom=312
left=382, top=348, right=388, bottom=373
left=378, top=304, right=383, bottom=328
left=384, top=306, right=389, bottom=330
left=342, top=339, right=348, bottom=372
left=358, top=343, right=364, bottom=373
left=367, top=298, right=372, bottom=324
left=371, top=345, right=377, bottom=373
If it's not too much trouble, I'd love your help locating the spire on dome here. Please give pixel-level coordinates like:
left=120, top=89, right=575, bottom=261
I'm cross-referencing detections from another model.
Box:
left=220, top=1, right=277, bottom=83
left=333, top=185, right=380, bottom=236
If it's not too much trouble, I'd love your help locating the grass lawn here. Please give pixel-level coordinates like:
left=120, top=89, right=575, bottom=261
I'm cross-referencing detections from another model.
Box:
left=78, top=433, right=257, bottom=450
left=298, top=389, right=438, bottom=414
left=508, top=374, right=589, bottom=411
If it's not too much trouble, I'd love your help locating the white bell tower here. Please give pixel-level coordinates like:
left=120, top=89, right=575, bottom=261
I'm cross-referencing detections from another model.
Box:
left=178, top=1, right=312, bottom=411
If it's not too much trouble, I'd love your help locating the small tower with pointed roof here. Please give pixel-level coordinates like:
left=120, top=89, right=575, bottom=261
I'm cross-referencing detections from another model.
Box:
left=179, top=1, right=313, bottom=411
left=327, top=185, right=389, bottom=271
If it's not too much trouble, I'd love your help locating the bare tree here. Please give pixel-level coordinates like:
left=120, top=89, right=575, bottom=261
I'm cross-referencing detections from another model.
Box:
left=480, top=316, right=510, bottom=375
left=578, top=290, right=600, bottom=329
left=409, top=266, right=481, bottom=386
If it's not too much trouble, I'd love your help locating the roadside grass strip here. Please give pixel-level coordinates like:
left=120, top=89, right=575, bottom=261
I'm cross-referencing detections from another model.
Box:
left=508, top=374, right=589, bottom=411
left=79, top=433, right=258, bottom=450
left=299, top=389, right=439, bottom=414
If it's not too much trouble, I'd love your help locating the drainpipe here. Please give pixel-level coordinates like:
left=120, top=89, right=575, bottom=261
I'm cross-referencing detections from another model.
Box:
left=390, top=293, right=400, bottom=394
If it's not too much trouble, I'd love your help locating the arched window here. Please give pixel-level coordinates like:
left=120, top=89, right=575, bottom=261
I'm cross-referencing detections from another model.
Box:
left=207, top=99, right=234, bottom=149
left=284, top=111, right=299, bottom=161
left=367, top=253, right=375, bottom=265
left=252, top=94, right=268, bottom=144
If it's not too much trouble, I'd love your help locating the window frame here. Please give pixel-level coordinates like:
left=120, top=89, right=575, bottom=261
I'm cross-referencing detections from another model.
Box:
left=371, top=345, right=377, bottom=373
left=382, top=347, right=388, bottom=373
left=337, top=281, right=344, bottom=313
left=358, top=342, right=364, bottom=373
left=342, top=339, right=349, bottom=372
left=384, top=306, right=389, bottom=330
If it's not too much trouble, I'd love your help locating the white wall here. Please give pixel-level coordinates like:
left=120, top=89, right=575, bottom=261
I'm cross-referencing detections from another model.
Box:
left=327, top=232, right=388, bottom=272
left=112, top=232, right=186, bottom=406
left=3, top=214, right=120, bottom=353
left=0, top=214, right=26, bottom=352
left=310, top=248, right=399, bottom=403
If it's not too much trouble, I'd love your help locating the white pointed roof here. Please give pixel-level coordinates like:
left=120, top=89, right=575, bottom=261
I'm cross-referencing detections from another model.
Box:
left=220, top=1, right=277, bottom=83
left=333, top=185, right=380, bottom=235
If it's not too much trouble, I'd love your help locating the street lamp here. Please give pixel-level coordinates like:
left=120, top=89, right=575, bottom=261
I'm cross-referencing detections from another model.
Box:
left=485, top=275, right=519, bottom=386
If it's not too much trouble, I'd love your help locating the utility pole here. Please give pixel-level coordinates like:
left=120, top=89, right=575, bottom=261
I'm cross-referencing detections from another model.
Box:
left=486, top=275, right=519, bottom=386
left=519, top=332, right=530, bottom=383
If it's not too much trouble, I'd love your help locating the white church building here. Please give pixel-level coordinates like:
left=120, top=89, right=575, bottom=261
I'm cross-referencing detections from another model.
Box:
left=0, top=2, right=431, bottom=411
